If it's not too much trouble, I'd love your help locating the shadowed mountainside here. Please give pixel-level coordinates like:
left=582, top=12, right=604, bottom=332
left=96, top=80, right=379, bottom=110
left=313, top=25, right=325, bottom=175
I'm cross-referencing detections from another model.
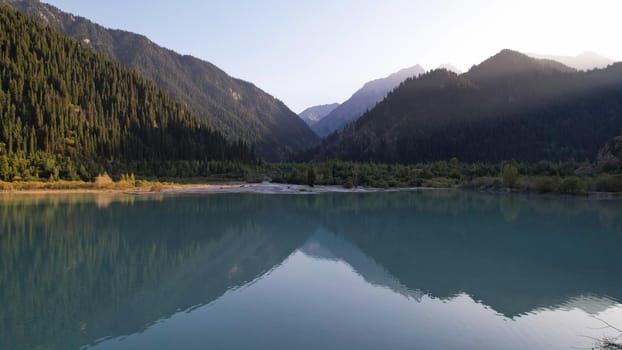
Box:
left=312, top=50, right=622, bottom=163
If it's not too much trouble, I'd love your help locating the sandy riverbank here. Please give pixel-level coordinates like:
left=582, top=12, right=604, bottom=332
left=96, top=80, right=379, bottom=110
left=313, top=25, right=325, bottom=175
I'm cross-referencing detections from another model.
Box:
left=129, top=182, right=430, bottom=195
left=0, top=182, right=433, bottom=196
left=3, top=182, right=622, bottom=198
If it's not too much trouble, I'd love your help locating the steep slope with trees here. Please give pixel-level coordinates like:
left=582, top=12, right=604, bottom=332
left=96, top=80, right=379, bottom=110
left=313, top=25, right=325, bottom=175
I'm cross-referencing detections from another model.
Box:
left=312, top=50, right=622, bottom=163
left=2, top=0, right=319, bottom=160
left=0, top=4, right=254, bottom=181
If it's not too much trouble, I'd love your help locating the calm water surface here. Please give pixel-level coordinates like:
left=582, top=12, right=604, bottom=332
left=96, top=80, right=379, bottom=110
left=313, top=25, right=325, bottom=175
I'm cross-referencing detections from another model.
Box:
left=1, top=191, right=622, bottom=349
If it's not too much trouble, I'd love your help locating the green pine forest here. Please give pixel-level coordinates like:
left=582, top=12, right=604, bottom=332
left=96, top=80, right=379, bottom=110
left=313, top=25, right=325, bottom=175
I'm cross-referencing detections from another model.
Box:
left=1, top=0, right=320, bottom=161
left=0, top=5, right=254, bottom=182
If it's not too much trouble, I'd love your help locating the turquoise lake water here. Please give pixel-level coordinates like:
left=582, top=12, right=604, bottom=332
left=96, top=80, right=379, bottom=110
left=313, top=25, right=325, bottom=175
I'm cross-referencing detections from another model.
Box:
left=1, top=191, right=621, bottom=349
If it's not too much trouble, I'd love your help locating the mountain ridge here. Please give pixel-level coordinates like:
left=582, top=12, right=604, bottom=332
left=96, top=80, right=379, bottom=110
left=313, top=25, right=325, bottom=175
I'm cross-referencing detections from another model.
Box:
left=298, top=103, right=340, bottom=126
left=0, top=3, right=254, bottom=181
left=529, top=51, right=616, bottom=71
left=312, top=64, right=425, bottom=137
left=2, top=0, right=319, bottom=161
left=311, top=49, right=622, bottom=163
left=465, top=49, right=576, bottom=82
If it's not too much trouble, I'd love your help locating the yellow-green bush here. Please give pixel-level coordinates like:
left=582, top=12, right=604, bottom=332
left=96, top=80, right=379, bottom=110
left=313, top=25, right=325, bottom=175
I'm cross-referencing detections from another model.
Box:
left=94, top=173, right=114, bottom=189
left=0, top=180, right=13, bottom=191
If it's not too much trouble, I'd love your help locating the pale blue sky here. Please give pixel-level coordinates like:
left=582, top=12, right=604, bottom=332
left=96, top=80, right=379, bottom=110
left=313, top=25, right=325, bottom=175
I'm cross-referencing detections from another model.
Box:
left=44, top=0, right=622, bottom=112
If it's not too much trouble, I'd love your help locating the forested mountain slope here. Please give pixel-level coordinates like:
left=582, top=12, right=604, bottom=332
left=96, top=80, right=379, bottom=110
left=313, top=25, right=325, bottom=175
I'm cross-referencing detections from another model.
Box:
left=2, top=0, right=319, bottom=160
left=312, top=50, right=622, bottom=163
left=0, top=4, right=254, bottom=181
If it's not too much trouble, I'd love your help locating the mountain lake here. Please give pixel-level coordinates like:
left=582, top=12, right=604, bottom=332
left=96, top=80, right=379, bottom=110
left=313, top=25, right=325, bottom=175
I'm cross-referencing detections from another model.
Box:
left=1, top=190, right=621, bottom=350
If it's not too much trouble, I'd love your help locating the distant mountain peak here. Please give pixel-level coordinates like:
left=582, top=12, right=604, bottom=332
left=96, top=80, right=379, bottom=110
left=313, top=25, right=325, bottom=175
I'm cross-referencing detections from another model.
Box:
left=312, top=49, right=622, bottom=164
left=312, top=64, right=425, bottom=137
left=578, top=51, right=602, bottom=58
left=528, top=51, right=616, bottom=71
left=363, top=65, right=425, bottom=89
left=298, top=103, right=340, bottom=126
left=392, top=64, right=425, bottom=77
left=466, top=49, right=575, bottom=81
left=437, top=64, right=463, bottom=74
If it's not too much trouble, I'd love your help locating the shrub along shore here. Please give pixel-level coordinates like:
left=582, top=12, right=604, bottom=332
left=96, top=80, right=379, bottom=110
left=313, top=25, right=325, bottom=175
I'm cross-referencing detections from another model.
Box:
left=1, top=160, right=621, bottom=196
left=271, top=161, right=622, bottom=195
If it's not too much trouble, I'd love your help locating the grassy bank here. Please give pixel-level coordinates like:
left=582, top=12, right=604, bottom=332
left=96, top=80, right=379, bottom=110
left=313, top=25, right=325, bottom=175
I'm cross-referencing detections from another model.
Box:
left=0, top=174, right=176, bottom=193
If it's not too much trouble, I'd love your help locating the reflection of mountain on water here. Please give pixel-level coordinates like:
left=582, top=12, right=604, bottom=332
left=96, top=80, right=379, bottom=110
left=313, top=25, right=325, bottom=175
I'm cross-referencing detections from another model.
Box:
left=301, top=226, right=622, bottom=320
left=1, top=191, right=622, bottom=349
left=0, top=194, right=315, bottom=350
left=311, top=191, right=622, bottom=318
left=301, top=230, right=424, bottom=301
left=556, top=295, right=620, bottom=315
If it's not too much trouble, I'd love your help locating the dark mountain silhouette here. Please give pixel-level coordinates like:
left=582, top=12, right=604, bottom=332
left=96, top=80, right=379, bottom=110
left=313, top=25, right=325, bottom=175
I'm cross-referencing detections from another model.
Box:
left=464, top=49, right=576, bottom=81
left=311, top=50, right=622, bottom=163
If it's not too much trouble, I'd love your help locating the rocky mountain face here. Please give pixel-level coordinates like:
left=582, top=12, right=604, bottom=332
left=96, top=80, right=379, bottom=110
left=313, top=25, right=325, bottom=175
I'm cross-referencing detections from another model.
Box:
left=298, top=103, right=340, bottom=127
left=594, top=135, right=622, bottom=172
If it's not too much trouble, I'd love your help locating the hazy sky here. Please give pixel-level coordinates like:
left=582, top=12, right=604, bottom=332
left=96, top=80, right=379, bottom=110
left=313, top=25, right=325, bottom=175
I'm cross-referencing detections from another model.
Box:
left=44, top=0, right=622, bottom=112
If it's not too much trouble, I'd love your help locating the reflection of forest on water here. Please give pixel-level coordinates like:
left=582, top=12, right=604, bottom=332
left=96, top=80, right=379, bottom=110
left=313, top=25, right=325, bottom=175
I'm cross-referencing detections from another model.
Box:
left=1, top=191, right=621, bottom=350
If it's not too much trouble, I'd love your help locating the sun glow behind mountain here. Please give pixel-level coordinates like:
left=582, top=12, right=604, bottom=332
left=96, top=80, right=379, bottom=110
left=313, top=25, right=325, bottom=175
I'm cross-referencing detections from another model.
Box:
left=41, top=0, right=622, bottom=112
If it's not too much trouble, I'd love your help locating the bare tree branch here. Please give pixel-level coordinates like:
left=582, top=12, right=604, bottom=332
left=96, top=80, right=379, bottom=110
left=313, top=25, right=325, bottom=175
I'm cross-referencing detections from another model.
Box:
left=591, top=316, right=622, bottom=333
